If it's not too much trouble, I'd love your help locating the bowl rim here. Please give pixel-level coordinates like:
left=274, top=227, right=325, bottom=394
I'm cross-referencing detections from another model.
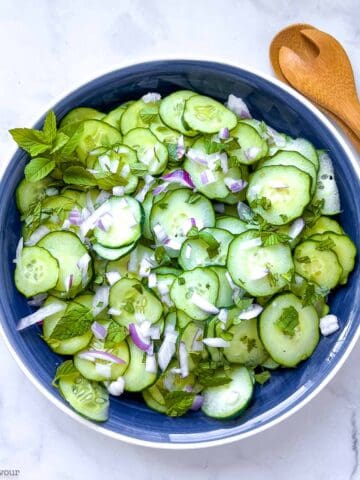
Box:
left=0, top=56, right=359, bottom=450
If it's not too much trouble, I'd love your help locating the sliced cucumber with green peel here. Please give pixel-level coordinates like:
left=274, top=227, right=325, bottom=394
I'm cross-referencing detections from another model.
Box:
left=16, top=177, right=55, bottom=215
left=259, top=293, right=319, bottom=367
left=280, top=137, right=319, bottom=170
left=15, top=246, right=59, bottom=298
left=102, top=101, right=134, bottom=129
left=201, top=366, right=254, bottom=419
left=302, top=216, right=344, bottom=238
left=170, top=267, right=219, bottom=321
left=230, top=121, right=268, bottom=164
left=60, top=107, right=105, bottom=136
left=74, top=119, right=122, bottom=162
left=159, top=90, right=198, bottom=136
left=183, top=95, right=237, bottom=134
left=123, top=128, right=168, bottom=175
left=120, top=99, right=160, bottom=135
left=294, top=240, right=342, bottom=289
left=246, top=165, right=311, bottom=225
left=215, top=216, right=250, bottom=235
left=227, top=230, right=294, bottom=296
left=311, top=150, right=341, bottom=215
left=93, top=241, right=137, bottom=261
left=211, top=266, right=234, bottom=308
left=123, top=339, right=157, bottom=392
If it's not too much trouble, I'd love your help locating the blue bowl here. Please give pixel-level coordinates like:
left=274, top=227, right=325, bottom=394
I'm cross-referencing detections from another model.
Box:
left=0, top=60, right=359, bottom=448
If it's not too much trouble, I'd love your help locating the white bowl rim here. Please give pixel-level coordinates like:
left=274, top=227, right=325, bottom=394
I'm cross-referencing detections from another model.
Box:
left=0, top=55, right=359, bottom=450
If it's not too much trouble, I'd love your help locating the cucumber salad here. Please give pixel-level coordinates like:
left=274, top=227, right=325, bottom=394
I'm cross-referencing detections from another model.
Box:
left=10, top=90, right=356, bottom=422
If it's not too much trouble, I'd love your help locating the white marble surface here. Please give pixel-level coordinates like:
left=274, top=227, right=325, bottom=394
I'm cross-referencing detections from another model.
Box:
left=0, top=1, right=359, bottom=479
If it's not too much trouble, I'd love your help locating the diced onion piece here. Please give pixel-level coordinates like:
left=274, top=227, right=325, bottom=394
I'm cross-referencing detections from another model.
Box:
left=176, top=135, right=186, bottom=159
left=145, top=354, right=157, bottom=373
left=120, top=164, right=131, bottom=177
left=86, top=191, right=95, bottom=213
left=17, top=303, right=66, bottom=331
left=153, top=223, right=168, bottom=243
left=108, top=307, right=121, bottom=316
left=238, top=303, right=263, bottom=320
left=78, top=350, right=125, bottom=364
left=191, top=327, right=204, bottom=352
left=95, top=190, right=111, bottom=206
left=153, top=183, right=169, bottom=196
left=68, top=208, right=83, bottom=226
left=77, top=252, right=91, bottom=286
left=219, top=127, right=230, bottom=139
left=139, top=257, right=152, bottom=277
left=203, top=338, right=230, bottom=348
left=224, top=177, right=247, bottom=193
left=288, top=217, right=305, bottom=239
left=179, top=342, right=189, bottom=378
left=186, top=148, right=209, bottom=166
left=320, top=314, right=339, bottom=336
left=162, top=169, right=195, bottom=189
left=13, top=237, right=24, bottom=264
left=92, top=286, right=110, bottom=316
left=158, top=327, right=178, bottom=371
left=106, top=270, right=121, bottom=286
left=226, top=94, right=251, bottom=118
left=249, top=266, right=269, bottom=281
left=142, top=92, right=161, bottom=103
left=218, top=309, right=229, bottom=324
left=190, top=395, right=204, bottom=411
left=91, top=321, right=108, bottom=340
left=128, top=249, right=138, bottom=272
left=112, top=186, right=125, bottom=196
left=192, top=293, right=219, bottom=315
left=148, top=272, right=157, bottom=288
left=80, top=201, right=111, bottom=236
left=244, top=147, right=261, bottom=161
left=185, top=244, right=192, bottom=259
left=200, top=170, right=216, bottom=185
left=95, top=363, right=112, bottom=379
left=220, top=153, right=229, bottom=173
left=65, top=274, right=74, bottom=292
left=24, top=226, right=50, bottom=246
left=27, top=293, right=48, bottom=307
left=107, top=377, right=125, bottom=396
left=129, top=323, right=151, bottom=352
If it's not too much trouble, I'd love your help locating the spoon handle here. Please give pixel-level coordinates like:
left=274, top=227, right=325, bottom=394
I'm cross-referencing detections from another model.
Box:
left=335, top=99, right=360, bottom=140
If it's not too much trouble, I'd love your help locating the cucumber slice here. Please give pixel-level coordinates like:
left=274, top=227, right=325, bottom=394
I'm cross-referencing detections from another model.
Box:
left=294, top=240, right=343, bottom=289
left=201, top=366, right=254, bottom=419
left=93, top=241, right=137, bottom=261
left=123, top=338, right=157, bottom=392
left=159, top=90, right=198, bottom=136
left=183, top=95, right=237, bottom=134
left=215, top=216, right=250, bottom=235
left=15, top=246, right=59, bottom=297
left=210, top=266, right=234, bottom=308
left=223, top=314, right=268, bottom=367
left=170, top=267, right=219, bottom=321
left=150, top=189, right=215, bottom=257
left=123, top=128, right=168, bottom=175
left=259, top=293, right=319, bottom=367
left=180, top=321, right=207, bottom=370
left=142, top=388, right=166, bottom=413
left=246, top=165, right=311, bottom=225
left=120, top=99, right=160, bottom=135
left=59, top=107, right=105, bottom=136
left=310, top=233, right=357, bottom=285
left=102, top=101, right=134, bottom=129
left=142, top=191, right=155, bottom=240
left=179, top=227, right=233, bottom=270
left=38, top=231, right=93, bottom=297
left=281, top=137, right=319, bottom=170
left=261, top=357, right=280, bottom=370
left=230, top=121, right=268, bottom=164
left=302, top=216, right=344, bottom=238
left=109, top=277, right=163, bottom=327
left=150, top=120, right=182, bottom=144
left=74, top=120, right=123, bottom=162
left=261, top=151, right=317, bottom=195
left=205, top=317, right=223, bottom=362
left=93, top=196, right=143, bottom=248
left=311, top=150, right=341, bottom=215
left=42, top=295, right=93, bottom=355
left=74, top=337, right=129, bottom=381
left=105, top=244, right=152, bottom=278
left=16, top=177, right=54, bottom=215
left=176, top=310, right=193, bottom=330
left=58, top=367, right=109, bottom=422
left=227, top=230, right=293, bottom=296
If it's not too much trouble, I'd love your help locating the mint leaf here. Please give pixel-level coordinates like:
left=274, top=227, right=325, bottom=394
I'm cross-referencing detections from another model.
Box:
left=254, top=370, right=271, bottom=385
left=9, top=128, right=50, bottom=156
left=49, top=302, right=94, bottom=341
left=259, top=230, right=291, bottom=246
left=240, top=335, right=257, bottom=352
left=60, top=124, right=85, bottom=157
left=301, top=282, right=326, bottom=307
left=50, top=132, right=69, bottom=153
left=186, top=193, right=202, bottom=205
left=233, top=297, right=253, bottom=312
left=43, top=111, right=57, bottom=143
left=161, top=390, right=196, bottom=417
left=199, top=231, right=220, bottom=259
left=93, top=171, right=127, bottom=189
left=250, top=196, right=272, bottom=211
left=315, top=237, right=336, bottom=251
left=193, top=363, right=232, bottom=388
left=303, top=199, right=325, bottom=226
left=167, top=143, right=178, bottom=162
left=63, top=166, right=97, bottom=186
left=104, top=322, right=128, bottom=349
left=52, top=360, right=78, bottom=387
left=275, top=306, right=299, bottom=337
left=21, top=201, right=42, bottom=233
left=24, top=157, right=55, bottom=182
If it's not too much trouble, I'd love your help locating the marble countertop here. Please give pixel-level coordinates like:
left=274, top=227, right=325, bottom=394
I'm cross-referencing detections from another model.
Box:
left=0, top=1, right=359, bottom=479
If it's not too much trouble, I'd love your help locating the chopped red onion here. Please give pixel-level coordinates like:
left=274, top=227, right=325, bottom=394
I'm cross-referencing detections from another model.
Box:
left=106, top=270, right=121, bottom=286
left=62, top=219, right=71, bottom=230
left=120, top=164, right=131, bottom=177
left=65, top=274, right=74, bottom=292
left=45, top=187, right=59, bottom=196
left=265, top=126, right=287, bottom=148
left=129, top=323, right=151, bottom=352
left=91, top=321, right=108, bottom=340
left=224, top=177, right=248, bottom=193
left=77, top=253, right=91, bottom=286
left=78, top=349, right=125, bottom=364
left=176, top=135, right=186, bottom=159
left=96, top=212, right=113, bottom=232
left=24, top=225, right=50, bottom=246
left=145, top=174, right=155, bottom=184
left=192, top=293, right=219, bottom=315
left=203, top=338, right=230, bottom=348
left=200, top=170, right=216, bottom=185
left=142, top=147, right=155, bottom=165
left=179, top=342, right=189, bottom=378
left=219, top=127, right=230, bottom=139
left=165, top=238, right=182, bottom=251
left=218, top=309, right=229, bottom=324
left=80, top=201, right=112, bottom=236
left=27, top=293, right=48, bottom=307
left=112, top=186, right=125, bottom=196
left=134, top=312, right=146, bottom=323
left=95, top=190, right=111, bottom=206
left=13, top=237, right=24, bottom=264
left=148, top=272, right=157, bottom=288
left=220, top=153, right=229, bottom=173
left=191, top=327, right=204, bottom=352
left=145, top=354, right=157, bottom=373
left=158, top=326, right=178, bottom=371
left=226, top=94, right=251, bottom=119
left=190, top=395, right=204, bottom=411
left=238, top=303, right=263, bottom=320
left=214, top=202, right=225, bottom=214
left=17, top=302, right=66, bottom=331
left=153, top=224, right=168, bottom=243
left=186, top=148, right=209, bottom=166
left=92, top=286, right=110, bottom=316
left=142, top=92, right=161, bottom=103
left=288, top=217, right=305, bottom=239
left=244, top=147, right=260, bottom=161
left=249, top=266, right=269, bottom=281
left=68, top=208, right=83, bottom=226
left=162, top=169, right=195, bottom=189
left=153, top=183, right=170, bottom=196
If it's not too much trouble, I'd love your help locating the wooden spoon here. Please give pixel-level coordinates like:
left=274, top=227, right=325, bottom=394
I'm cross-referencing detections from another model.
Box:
left=270, top=24, right=360, bottom=151
left=279, top=28, right=360, bottom=140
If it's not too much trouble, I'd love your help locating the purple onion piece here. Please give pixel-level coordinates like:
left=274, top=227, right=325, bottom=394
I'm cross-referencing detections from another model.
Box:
left=190, top=395, right=204, bottom=411
left=129, top=323, right=151, bottom=352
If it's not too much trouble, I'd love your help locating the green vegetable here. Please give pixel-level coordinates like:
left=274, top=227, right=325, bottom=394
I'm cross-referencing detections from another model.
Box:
left=275, top=306, right=299, bottom=337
